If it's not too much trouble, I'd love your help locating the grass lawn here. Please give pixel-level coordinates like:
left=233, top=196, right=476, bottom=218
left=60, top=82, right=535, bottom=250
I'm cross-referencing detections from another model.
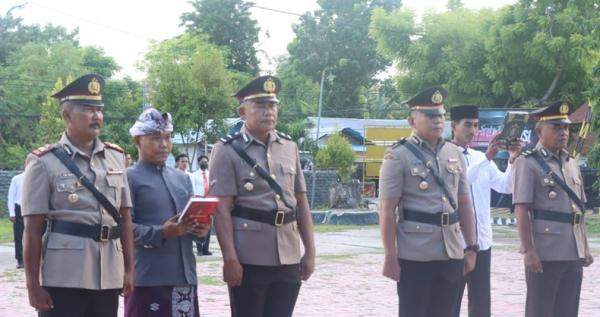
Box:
left=0, top=218, right=13, bottom=243
left=313, top=224, right=377, bottom=233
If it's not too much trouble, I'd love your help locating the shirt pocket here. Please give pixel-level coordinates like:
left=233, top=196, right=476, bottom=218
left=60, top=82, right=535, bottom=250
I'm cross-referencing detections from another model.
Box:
left=532, top=221, right=561, bottom=235
left=46, top=233, right=85, bottom=250
left=409, top=165, right=429, bottom=179
left=106, top=174, right=124, bottom=207
left=234, top=220, right=262, bottom=232
left=402, top=221, right=434, bottom=233
left=278, top=162, right=297, bottom=193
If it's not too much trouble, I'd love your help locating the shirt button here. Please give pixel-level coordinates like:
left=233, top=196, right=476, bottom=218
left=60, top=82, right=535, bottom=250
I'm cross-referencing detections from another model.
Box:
left=545, top=228, right=549, bottom=232
left=95, top=186, right=100, bottom=190
left=271, top=174, right=276, bottom=180
left=442, top=197, right=447, bottom=201
left=436, top=157, right=440, bottom=161
left=572, top=204, right=577, bottom=210
left=275, top=194, right=281, bottom=201
left=243, top=223, right=248, bottom=228
left=267, top=153, right=271, bottom=158
left=90, top=161, right=95, bottom=167
left=416, top=225, right=420, bottom=229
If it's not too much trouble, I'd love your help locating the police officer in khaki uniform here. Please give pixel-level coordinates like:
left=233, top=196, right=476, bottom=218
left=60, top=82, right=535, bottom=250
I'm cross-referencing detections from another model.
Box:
left=210, top=75, right=316, bottom=317
left=513, top=101, right=593, bottom=317
left=21, top=74, right=134, bottom=317
left=379, top=87, right=477, bottom=317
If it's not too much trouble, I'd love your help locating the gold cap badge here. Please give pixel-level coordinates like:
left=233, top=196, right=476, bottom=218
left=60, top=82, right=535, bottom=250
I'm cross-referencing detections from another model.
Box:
left=431, top=90, right=443, bottom=104
left=88, top=78, right=101, bottom=95
left=559, top=103, right=569, bottom=115
left=263, top=78, right=276, bottom=93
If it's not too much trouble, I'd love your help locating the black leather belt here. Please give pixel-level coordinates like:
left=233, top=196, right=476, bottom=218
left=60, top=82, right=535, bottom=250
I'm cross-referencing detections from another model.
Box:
left=403, top=209, right=459, bottom=227
left=49, top=220, right=121, bottom=241
left=232, top=206, right=296, bottom=227
left=533, top=209, right=583, bottom=225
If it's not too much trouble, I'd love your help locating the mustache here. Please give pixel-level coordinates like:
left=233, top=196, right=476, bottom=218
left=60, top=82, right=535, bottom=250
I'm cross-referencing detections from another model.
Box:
left=89, top=123, right=101, bottom=129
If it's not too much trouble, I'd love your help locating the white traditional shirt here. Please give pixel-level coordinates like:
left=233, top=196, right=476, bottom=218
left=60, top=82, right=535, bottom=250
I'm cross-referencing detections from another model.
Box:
left=460, top=147, right=513, bottom=250
left=191, top=169, right=210, bottom=197
left=8, top=172, right=24, bottom=217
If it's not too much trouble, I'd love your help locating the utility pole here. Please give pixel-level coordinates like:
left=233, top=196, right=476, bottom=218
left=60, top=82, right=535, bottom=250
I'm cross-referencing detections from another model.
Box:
left=310, top=69, right=326, bottom=208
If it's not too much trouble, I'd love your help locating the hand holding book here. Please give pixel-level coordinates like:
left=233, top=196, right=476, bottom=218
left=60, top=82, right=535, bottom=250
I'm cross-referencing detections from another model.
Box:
left=178, top=196, right=220, bottom=224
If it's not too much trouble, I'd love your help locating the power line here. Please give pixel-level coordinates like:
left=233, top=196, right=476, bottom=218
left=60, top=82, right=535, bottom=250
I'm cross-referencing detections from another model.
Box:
left=249, top=4, right=304, bottom=17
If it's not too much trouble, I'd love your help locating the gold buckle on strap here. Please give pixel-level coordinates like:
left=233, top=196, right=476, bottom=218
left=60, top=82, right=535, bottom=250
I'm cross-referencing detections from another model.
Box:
left=100, top=225, right=110, bottom=242
left=275, top=211, right=285, bottom=227
left=573, top=213, right=583, bottom=225
left=441, top=213, right=450, bottom=227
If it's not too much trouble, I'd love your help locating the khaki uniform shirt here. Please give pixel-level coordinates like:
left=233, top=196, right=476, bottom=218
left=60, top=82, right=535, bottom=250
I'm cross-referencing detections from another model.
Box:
left=379, top=135, right=468, bottom=261
left=21, top=133, right=131, bottom=290
left=209, top=125, right=306, bottom=266
left=512, top=143, right=587, bottom=261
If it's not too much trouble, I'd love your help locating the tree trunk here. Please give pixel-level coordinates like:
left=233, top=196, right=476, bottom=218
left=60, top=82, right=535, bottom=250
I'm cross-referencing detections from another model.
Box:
left=329, top=179, right=362, bottom=209
left=541, top=67, right=563, bottom=104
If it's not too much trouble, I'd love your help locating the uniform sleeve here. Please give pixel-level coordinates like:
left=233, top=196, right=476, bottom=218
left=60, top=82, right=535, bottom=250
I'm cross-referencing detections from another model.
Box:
left=456, top=149, right=469, bottom=195
left=127, top=170, right=165, bottom=248
left=7, top=176, right=17, bottom=216
left=21, top=154, right=51, bottom=215
left=378, top=148, right=404, bottom=199
left=488, top=161, right=513, bottom=194
left=120, top=163, right=132, bottom=209
left=512, top=157, right=535, bottom=204
left=578, top=168, right=587, bottom=204
left=294, top=144, right=307, bottom=193
left=208, top=143, right=238, bottom=197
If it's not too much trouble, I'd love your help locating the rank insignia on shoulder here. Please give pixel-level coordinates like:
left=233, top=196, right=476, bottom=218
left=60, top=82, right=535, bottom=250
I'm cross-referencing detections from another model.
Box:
left=32, top=144, right=55, bottom=156
left=521, top=149, right=537, bottom=157
left=221, top=133, right=242, bottom=144
left=275, top=130, right=292, bottom=140
left=391, top=138, right=406, bottom=149
left=103, top=141, right=124, bottom=153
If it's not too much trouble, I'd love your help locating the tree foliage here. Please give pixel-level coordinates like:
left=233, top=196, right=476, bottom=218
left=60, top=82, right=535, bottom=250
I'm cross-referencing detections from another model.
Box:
left=181, top=0, right=260, bottom=75
left=315, top=133, right=356, bottom=182
left=370, top=0, right=600, bottom=107
left=286, top=0, right=400, bottom=118
left=143, top=33, right=238, bottom=159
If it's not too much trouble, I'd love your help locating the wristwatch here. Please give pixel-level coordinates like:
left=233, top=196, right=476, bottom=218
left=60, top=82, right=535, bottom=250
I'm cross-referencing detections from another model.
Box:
left=464, top=244, right=480, bottom=253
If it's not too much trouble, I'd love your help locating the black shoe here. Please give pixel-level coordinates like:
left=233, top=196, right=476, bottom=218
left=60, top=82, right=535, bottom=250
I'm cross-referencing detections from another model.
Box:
left=16, top=263, right=24, bottom=269
left=201, top=251, right=213, bottom=256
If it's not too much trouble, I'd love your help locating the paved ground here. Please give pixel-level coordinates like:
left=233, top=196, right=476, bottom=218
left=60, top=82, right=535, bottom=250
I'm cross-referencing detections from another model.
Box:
left=2, top=226, right=600, bottom=316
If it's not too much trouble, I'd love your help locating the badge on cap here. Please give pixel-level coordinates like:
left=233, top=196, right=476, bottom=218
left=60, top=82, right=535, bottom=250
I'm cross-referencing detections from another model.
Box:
left=559, top=103, right=569, bottom=115
left=68, top=193, right=79, bottom=203
left=548, top=191, right=557, bottom=199
left=264, top=78, right=277, bottom=93
left=88, top=77, right=101, bottom=95
left=419, top=181, right=429, bottom=191
left=431, top=90, right=444, bottom=104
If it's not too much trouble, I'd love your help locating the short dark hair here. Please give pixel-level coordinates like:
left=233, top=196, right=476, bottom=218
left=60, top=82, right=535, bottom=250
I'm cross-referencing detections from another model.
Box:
left=197, top=155, right=209, bottom=162
left=175, top=153, right=189, bottom=162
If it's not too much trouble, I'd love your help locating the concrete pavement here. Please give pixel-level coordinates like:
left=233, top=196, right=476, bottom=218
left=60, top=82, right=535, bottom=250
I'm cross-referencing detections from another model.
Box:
left=2, top=226, right=600, bottom=316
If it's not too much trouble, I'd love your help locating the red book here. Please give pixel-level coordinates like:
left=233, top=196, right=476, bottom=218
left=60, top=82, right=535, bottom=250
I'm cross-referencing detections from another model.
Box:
left=178, top=196, right=219, bottom=224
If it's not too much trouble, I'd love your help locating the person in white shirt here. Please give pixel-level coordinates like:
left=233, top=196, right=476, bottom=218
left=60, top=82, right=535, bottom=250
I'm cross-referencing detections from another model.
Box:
left=191, top=155, right=212, bottom=255
left=7, top=171, right=25, bottom=269
left=451, top=105, right=521, bottom=317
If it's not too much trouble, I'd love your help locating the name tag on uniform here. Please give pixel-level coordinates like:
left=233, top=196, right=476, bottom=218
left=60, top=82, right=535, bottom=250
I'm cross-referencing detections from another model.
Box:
left=107, top=169, right=123, bottom=175
left=447, top=158, right=458, bottom=163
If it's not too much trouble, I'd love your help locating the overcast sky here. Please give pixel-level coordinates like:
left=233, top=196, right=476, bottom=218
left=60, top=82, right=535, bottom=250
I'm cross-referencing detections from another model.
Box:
left=1, top=0, right=516, bottom=79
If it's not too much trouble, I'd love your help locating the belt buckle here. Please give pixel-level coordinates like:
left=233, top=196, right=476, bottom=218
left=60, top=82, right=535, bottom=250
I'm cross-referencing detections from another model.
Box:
left=441, top=213, right=450, bottom=227
left=275, top=211, right=285, bottom=227
left=573, top=213, right=582, bottom=226
left=100, top=225, right=110, bottom=242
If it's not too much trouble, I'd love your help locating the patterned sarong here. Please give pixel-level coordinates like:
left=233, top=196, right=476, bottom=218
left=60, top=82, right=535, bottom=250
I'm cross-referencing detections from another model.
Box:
left=124, top=285, right=199, bottom=317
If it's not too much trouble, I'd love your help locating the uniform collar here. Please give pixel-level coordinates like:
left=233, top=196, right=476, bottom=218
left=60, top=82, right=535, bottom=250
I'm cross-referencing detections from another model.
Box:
left=240, top=125, right=281, bottom=148
left=535, top=142, right=570, bottom=162
left=410, top=134, right=445, bottom=152
left=58, top=132, right=105, bottom=159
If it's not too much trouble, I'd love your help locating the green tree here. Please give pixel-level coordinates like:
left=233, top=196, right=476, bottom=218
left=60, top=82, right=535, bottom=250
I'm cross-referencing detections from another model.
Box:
left=143, top=33, right=237, bottom=159
left=181, top=0, right=260, bottom=75
left=370, top=0, right=600, bottom=107
left=315, top=133, right=356, bottom=182
left=38, top=77, right=70, bottom=145
left=286, top=0, right=400, bottom=118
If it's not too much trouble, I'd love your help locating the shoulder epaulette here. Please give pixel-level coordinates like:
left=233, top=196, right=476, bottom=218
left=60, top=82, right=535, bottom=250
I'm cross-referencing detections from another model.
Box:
left=520, top=149, right=537, bottom=157
left=275, top=130, right=292, bottom=140
left=32, top=144, right=55, bottom=157
left=391, top=137, right=406, bottom=149
left=220, top=132, right=243, bottom=144
left=103, top=141, right=124, bottom=153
